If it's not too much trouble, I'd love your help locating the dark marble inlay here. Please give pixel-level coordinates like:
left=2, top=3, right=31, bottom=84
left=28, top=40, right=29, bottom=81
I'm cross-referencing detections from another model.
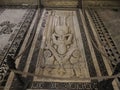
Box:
left=76, top=10, right=97, bottom=77
left=30, top=81, right=98, bottom=90
left=84, top=10, right=108, bottom=76
left=28, top=10, right=98, bottom=90
left=28, top=9, right=45, bottom=76
left=10, top=9, right=100, bottom=90
left=10, top=9, right=46, bottom=90
left=0, top=5, right=37, bottom=9
left=27, top=10, right=99, bottom=90
left=0, top=21, right=16, bottom=35
left=0, top=9, right=34, bottom=87
left=88, top=8, right=120, bottom=84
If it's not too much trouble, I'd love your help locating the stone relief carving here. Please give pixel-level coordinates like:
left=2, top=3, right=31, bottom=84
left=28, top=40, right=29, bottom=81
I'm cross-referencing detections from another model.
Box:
left=41, top=12, right=84, bottom=78
left=0, top=21, right=16, bottom=35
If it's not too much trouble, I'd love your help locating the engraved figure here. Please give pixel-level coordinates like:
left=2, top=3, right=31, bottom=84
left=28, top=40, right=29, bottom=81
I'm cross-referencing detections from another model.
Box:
left=42, top=14, right=82, bottom=78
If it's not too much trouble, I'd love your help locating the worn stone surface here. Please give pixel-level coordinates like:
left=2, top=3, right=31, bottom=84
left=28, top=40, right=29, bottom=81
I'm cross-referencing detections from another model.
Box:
left=34, top=10, right=90, bottom=82
left=0, top=0, right=120, bottom=8
left=42, top=0, right=78, bottom=7
left=1, top=8, right=119, bottom=90
left=96, top=9, right=120, bottom=53
left=0, top=9, right=28, bottom=63
left=0, top=8, right=36, bottom=88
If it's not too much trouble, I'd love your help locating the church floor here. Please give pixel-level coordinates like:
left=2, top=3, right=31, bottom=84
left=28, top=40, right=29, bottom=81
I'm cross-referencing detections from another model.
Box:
left=95, top=8, right=120, bottom=53
left=0, top=7, right=120, bottom=90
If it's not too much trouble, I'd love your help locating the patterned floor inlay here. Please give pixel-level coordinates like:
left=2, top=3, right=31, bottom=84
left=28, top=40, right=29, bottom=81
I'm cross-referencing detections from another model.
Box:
left=0, top=9, right=33, bottom=63
left=34, top=10, right=90, bottom=82
left=0, top=8, right=36, bottom=88
left=2, top=8, right=120, bottom=90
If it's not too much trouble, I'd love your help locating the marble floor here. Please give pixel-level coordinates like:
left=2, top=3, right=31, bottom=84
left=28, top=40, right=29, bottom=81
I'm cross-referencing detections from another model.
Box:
left=96, top=8, right=120, bottom=53
left=0, top=8, right=120, bottom=90
left=0, top=8, right=36, bottom=89
left=0, top=9, right=32, bottom=64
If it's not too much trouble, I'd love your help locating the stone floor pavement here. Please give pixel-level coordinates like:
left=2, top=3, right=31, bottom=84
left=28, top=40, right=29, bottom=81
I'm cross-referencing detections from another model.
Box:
left=0, top=9, right=28, bottom=63
left=97, top=8, right=120, bottom=52
left=0, top=8, right=36, bottom=90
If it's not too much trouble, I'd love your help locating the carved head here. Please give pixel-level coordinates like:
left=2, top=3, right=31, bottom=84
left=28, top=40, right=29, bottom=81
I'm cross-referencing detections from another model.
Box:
left=52, top=25, right=72, bottom=55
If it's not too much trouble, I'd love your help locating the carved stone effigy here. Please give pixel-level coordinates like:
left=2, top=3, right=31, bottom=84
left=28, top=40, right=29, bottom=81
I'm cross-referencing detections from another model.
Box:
left=0, top=9, right=28, bottom=63
left=35, top=10, right=89, bottom=81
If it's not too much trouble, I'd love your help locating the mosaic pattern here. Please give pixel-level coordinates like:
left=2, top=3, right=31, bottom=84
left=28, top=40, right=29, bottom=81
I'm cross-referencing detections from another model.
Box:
left=0, top=9, right=29, bottom=63
left=76, top=10, right=97, bottom=77
left=11, top=10, right=97, bottom=89
left=42, top=0, right=78, bottom=7
left=83, top=10, right=108, bottom=76
left=0, top=9, right=36, bottom=86
left=0, top=9, right=5, bottom=15
left=87, top=8, right=120, bottom=68
left=34, top=10, right=89, bottom=82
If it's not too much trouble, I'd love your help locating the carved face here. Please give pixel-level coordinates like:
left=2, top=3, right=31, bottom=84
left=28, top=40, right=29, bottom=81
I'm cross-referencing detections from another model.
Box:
left=52, top=25, right=72, bottom=55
